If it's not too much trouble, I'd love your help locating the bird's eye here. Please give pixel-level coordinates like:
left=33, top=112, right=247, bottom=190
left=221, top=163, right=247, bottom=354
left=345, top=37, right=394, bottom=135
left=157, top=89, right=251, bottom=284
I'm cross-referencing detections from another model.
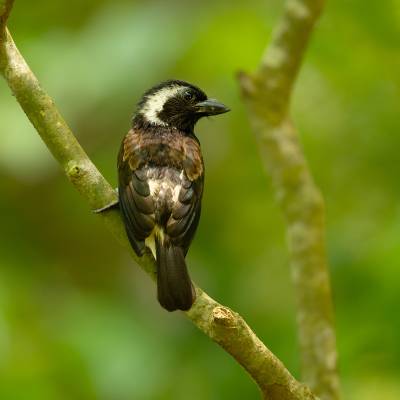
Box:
left=183, top=90, right=194, bottom=101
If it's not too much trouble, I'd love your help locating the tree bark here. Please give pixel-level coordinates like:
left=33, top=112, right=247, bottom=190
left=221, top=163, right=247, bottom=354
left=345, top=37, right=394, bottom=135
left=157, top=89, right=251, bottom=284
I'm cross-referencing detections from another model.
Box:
left=238, top=1, right=340, bottom=399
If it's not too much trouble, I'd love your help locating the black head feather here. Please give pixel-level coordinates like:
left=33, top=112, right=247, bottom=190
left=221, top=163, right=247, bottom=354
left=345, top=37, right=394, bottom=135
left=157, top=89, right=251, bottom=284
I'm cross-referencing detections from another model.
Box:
left=133, top=80, right=228, bottom=133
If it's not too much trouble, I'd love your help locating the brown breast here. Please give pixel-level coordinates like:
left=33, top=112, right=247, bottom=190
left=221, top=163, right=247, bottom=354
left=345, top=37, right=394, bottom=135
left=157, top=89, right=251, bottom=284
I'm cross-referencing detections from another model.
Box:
left=121, top=127, right=204, bottom=181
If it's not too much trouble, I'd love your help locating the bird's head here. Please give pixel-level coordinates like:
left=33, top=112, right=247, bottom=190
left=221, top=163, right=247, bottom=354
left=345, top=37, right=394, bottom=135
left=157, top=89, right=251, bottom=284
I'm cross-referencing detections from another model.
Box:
left=134, top=80, right=230, bottom=132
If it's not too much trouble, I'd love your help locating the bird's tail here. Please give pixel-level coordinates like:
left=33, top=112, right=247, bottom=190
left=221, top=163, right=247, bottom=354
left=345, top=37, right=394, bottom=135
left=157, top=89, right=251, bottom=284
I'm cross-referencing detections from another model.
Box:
left=155, top=235, right=195, bottom=311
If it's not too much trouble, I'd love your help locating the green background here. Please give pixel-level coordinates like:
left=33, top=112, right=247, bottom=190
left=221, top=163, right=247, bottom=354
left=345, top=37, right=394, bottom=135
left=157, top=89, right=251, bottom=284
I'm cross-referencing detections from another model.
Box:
left=1, top=0, right=399, bottom=398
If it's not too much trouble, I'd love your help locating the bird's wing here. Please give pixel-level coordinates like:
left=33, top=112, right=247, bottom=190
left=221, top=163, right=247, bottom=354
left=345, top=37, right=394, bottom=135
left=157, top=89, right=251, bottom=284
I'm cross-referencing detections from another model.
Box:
left=118, top=129, right=155, bottom=256
left=166, top=135, right=204, bottom=255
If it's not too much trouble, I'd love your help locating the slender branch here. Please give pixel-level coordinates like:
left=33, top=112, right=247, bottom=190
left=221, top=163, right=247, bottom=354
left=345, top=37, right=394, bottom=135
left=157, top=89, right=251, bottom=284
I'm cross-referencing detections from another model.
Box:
left=0, top=3, right=319, bottom=399
left=188, top=291, right=317, bottom=400
left=238, top=1, right=340, bottom=400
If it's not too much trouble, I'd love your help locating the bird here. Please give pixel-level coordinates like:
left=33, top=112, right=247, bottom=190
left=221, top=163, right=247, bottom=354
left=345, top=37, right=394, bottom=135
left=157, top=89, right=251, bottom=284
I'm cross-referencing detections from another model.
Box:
left=117, top=80, right=229, bottom=311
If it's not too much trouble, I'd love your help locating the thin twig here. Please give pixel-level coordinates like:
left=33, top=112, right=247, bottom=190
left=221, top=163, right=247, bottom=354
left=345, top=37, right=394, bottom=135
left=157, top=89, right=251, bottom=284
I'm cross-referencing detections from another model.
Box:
left=238, top=1, right=340, bottom=399
left=0, top=3, right=318, bottom=399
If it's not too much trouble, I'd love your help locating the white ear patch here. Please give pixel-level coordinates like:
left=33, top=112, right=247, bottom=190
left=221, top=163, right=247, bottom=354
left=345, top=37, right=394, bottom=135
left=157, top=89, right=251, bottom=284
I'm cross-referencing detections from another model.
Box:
left=141, top=86, right=183, bottom=125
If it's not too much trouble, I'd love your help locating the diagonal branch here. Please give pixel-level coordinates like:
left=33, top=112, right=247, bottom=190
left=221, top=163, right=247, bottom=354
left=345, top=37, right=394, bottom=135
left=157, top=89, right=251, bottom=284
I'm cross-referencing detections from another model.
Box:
left=238, top=1, right=340, bottom=400
left=0, top=3, right=319, bottom=399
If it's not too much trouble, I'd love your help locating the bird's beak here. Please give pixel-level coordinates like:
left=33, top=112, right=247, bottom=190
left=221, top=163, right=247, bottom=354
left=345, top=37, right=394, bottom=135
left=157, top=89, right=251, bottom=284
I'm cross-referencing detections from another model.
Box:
left=194, top=99, right=230, bottom=115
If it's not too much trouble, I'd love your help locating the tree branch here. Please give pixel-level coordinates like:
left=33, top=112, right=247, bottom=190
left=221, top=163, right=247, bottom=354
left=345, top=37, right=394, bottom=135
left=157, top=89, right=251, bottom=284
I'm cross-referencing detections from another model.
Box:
left=238, top=1, right=340, bottom=400
left=0, top=3, right=319, bottom=399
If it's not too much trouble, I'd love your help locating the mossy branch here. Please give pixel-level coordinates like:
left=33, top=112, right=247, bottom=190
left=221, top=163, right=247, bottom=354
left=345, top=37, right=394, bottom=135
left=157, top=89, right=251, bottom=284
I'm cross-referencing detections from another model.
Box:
left=0, top=2, right=319, bottom=399
left=238, top=1, right=340, bottom=399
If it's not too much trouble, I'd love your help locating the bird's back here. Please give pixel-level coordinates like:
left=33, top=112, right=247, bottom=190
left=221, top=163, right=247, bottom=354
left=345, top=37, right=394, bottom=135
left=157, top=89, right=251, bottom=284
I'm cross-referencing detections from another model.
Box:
left=118, top=125, right=204, bottom=255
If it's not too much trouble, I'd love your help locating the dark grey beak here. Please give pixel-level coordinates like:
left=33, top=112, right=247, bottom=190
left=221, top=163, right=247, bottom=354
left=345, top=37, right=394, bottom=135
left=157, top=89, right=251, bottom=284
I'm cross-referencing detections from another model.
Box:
left=194, top=99, right=230, bottom=115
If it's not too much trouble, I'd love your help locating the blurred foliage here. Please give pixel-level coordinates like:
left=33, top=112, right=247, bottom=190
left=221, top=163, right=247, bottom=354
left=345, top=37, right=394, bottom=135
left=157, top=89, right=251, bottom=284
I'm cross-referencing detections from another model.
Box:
left=0, top=0, right=399, bottom=399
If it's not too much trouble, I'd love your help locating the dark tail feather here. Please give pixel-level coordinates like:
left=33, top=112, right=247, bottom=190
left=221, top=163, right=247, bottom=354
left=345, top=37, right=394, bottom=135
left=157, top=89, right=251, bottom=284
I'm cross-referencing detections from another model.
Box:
left=156, top=237, right=195, bottom=312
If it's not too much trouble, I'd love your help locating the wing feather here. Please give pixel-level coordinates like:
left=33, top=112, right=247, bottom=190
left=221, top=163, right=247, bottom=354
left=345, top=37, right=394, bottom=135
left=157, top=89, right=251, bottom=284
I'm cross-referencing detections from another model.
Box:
left=118, top=129, right=155, bottom=256
left=118, top=127, right=204, bottom=257
left=167, top=175, right=203, bottom=254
